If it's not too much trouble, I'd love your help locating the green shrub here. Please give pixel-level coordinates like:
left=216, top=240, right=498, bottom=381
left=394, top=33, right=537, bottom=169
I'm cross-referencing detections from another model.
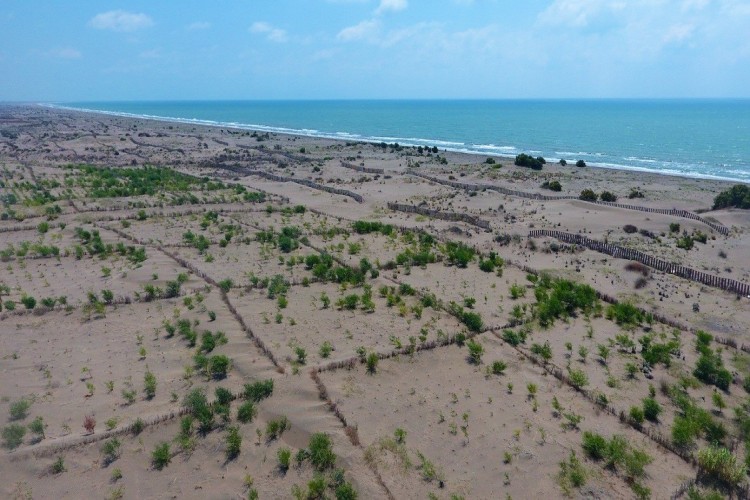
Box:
left=643, top=397, right=661, bottom=422
left=208, top=355, right=231, bottom=379
left=697, top=446, right=745, bottom=486
left=541, top=180, right=562, bottom=192
left=558, top=450, right=586, bottom=494
left=132, top=418, right=145, bottom=435
left=575, top=160, right=586, bottom=168
left=225, top=426, right=242, bottom=459
left=215, top=387, right=233, bottom=406
left=531, top=341, right=553, bottom=362
left=20, top=295, right=36, bottom=310
left=600, top=191, right=617, bottom=202
left=694, top=350, right=732, bottom=391
left=2, top=424, right=26, bottom=449
left=461, top=311, right=483, bottom=332
left=237, top=402, right=257, bottom=424
left=712, top=184, right=750, bottom=210
left=335, top=482, right=358, bottom=500
left=10, top=399, right=31, bottom=420
left=102, top=438, right=122, bottom=465
left=606, top=302, right=643, bottom=327
left=28, top=416, right=45, bottom=439
left=568, top=369, right=589, bottom=389
left=265, top=416, right=290, bottom=440
left=490, top=361, right=507, bottom=375
left=308, top=432, right=336, bottom=471
left=278, top=447, right=292, bottom=472
left=294, top=346, right=307, bottom=364
left=509, top=283, right=526, bottom=299
left=151, top=442, right=171, bottom=469
left=218, top=279, right=233, bottom=293
left=502, top=329, right=526, bottom=346
left=629, top=406, right=645, bottom=425
left=466, top=339, right=484, bottom=364
left=514, top=153, right=544, bottom=170
left=579, top=189, right=598, bottom=202
left=582, top=431, right=608, bottom=460
left=51, top=456, right=66, bottom=474
left=243, top=379, right=274, bottom=402
left=143, top=370, right=157, bottom=399
left=366, top=353, right=379, bottom=374
left=319, top=341, right=334, bottom=358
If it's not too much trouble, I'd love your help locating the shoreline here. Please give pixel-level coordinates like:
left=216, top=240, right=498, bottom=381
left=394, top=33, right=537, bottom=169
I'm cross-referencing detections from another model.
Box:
left=41, top=103, right=749, bottom=186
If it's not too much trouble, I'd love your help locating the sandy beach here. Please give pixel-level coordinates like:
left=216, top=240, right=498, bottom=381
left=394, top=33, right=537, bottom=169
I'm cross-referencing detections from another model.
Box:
left=1, top=103, right=749, bottom=499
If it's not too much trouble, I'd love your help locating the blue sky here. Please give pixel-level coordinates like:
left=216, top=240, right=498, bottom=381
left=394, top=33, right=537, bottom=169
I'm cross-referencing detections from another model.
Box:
left=1, top=0, right=749, bottom=101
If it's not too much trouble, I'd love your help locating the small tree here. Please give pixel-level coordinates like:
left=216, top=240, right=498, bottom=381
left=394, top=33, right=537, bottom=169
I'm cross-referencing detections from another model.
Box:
left=225, top=426, right=242, bottom=460
left=466, top=339, right=484, bottom=364
left=568, top=369, right=589, bottom=390
left=366, top=353, right=378, bottom=374
left=144, top=370, right=157, bottom=399
left=712, top=392, right=726, bottom=413
left=597, top=344, right=610, bottom=365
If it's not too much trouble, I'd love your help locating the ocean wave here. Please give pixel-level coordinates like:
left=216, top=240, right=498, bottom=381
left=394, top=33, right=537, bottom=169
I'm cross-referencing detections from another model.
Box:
left=44, top=103, right=749, bottom=184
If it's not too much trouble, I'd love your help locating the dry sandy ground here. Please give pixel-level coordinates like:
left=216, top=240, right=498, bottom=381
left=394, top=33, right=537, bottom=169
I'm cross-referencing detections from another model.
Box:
left=1, top=104, right=749, bottom=499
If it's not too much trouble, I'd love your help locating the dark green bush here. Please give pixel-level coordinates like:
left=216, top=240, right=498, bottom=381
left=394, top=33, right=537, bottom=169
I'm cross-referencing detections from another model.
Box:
left=600, top=191, right=617, bottom=202
left=713, top=184, right=750, bottom=210
left=643, top=397, right=661, bottom=422
left=515, top=153, right=544, bottom=170
left=579, top=189, right=598, bottom=202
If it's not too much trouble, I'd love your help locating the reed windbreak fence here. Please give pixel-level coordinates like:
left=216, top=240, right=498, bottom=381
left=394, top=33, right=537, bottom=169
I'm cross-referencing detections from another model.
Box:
left=409, top=170, right=729, bottom=235
left=528, top=229, right=749, bottom=296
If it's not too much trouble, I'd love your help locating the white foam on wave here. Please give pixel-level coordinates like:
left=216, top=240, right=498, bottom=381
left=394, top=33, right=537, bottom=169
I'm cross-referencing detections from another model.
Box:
left=43, top=103, right=749, bottom=184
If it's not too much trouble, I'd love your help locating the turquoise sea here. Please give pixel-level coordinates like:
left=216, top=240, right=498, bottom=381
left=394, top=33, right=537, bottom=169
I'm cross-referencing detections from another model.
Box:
left=54, top=100, right=750, bottom=183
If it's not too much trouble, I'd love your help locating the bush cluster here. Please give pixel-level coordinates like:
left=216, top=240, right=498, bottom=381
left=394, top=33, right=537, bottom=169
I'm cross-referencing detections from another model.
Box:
left=514, top=153, right=545, bottom=170
left=713, top=184, right=750, bottom=210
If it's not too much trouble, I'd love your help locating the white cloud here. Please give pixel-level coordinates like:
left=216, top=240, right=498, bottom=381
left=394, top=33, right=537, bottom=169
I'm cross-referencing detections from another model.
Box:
left=250, top=22, right=288, bottom=42
left=663, top=23, right=694, bottom=43
left=538, top=0, right=613, bottom=27
left=89, top=10, right=153, bottom=32
left=48, top=47, right=82, bottom=59
left=139, top=49, right=162, bottom=59
left=375, top=0, right=408, bottom=15
left=337, top=19, right=380, bottom=41
left=187, top=21, right=211, bottom=31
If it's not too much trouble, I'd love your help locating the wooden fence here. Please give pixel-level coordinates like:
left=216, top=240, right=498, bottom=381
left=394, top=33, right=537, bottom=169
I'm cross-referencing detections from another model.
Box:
left=215, top=164, right=364, bottom=203
left=528, top=229, right=749, bottom=296
left=386, top=202, right=491, bottom=230
left=340, top=161, right=384, bottom=175
left=409, top=170, right=729, bottom=235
